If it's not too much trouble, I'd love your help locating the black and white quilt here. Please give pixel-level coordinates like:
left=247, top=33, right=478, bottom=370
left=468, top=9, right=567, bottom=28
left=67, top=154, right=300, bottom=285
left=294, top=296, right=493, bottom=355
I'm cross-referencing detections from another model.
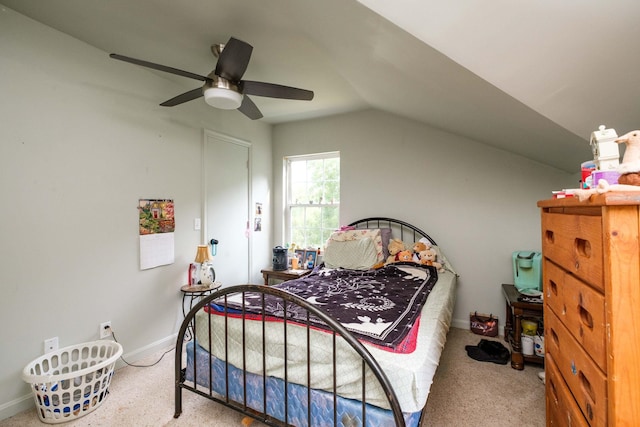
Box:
left=218, top=263, right=438, bottom=350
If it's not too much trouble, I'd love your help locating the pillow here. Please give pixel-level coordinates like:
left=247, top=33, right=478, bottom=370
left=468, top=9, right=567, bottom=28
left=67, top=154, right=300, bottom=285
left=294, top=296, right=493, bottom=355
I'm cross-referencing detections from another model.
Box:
left=323, top=237, right=380, bottom=270
left=326, top=229, right=383, bottom=262
left=379, top=228, right=392, bottom=259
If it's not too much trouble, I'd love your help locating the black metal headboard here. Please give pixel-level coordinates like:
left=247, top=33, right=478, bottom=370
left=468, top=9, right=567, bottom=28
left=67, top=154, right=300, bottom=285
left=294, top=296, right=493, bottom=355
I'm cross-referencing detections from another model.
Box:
left=348, top=217, right=437, bottom=246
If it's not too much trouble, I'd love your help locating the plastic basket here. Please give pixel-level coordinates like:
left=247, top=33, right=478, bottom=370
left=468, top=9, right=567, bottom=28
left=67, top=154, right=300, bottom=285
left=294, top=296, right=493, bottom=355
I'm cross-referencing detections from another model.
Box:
left=22, top=340, right=123, bottom=424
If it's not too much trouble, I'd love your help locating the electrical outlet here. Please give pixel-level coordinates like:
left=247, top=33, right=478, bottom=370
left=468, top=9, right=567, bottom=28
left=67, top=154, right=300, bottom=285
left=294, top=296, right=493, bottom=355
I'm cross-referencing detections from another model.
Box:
left=100, top=321, right=112, bottom=339
left=44, top=337, right=58, bottom=354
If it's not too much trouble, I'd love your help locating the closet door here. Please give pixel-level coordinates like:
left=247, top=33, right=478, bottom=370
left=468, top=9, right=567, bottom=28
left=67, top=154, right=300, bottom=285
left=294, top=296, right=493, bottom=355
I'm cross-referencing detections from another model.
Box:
left=203, top=130, right=250, bottom=287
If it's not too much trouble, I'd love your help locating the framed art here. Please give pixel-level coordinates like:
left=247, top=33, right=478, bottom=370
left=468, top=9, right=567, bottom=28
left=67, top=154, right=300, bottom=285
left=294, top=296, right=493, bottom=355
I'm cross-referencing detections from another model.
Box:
left=304, top=249, right=317, bottom=269
left=294, top=249, right=305, bottom=269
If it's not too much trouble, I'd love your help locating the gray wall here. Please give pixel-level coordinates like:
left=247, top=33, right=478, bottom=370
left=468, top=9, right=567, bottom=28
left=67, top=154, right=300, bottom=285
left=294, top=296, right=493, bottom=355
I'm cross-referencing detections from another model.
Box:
left=272, top=110, right=576, bottom=330
left=0, top=7, right=272, bottom=418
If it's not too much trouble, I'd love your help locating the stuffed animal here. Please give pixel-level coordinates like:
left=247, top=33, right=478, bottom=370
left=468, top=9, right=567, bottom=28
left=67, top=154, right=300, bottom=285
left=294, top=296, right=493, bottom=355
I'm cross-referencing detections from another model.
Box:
left=386, top=238, right=406, bottom=264
left=419, top=248, right=444, bottom=272
left=616, top=130, right=640, bottom=185
left=396, top=250, right=414, bottom=263
left=412, top=241, right=428, bottom=263
left=413, top=241, right=427, bottom=254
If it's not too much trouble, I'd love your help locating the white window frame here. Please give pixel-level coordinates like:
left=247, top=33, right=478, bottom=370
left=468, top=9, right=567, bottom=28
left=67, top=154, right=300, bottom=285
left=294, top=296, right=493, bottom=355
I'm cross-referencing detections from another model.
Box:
left=284, top=151, right=340, bottom=249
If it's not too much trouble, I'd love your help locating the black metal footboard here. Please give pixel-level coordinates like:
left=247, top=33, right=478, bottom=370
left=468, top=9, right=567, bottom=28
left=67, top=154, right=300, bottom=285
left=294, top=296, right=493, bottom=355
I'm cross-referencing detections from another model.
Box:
left=174, top=284, right=407, bottom=427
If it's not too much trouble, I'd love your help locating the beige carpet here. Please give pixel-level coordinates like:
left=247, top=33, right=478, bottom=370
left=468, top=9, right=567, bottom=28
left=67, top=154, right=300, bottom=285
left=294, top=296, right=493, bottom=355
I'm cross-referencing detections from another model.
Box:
left=1, top=328, right=544, bottom=426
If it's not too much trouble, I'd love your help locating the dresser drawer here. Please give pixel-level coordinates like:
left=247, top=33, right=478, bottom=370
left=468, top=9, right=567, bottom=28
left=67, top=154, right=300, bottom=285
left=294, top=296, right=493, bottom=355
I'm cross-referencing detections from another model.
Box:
left=546, top=353, right=589, bottom=427
left=546, top=310, right=607, bottom=425
left=541, top=212, right=603, bottom=291
left=543, top=259, right=607, bottom=371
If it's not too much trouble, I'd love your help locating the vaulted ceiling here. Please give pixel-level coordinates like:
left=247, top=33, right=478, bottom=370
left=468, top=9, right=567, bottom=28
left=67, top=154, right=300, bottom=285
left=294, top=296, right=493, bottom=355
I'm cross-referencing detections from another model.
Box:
left=3, top=0, right=639, bottom=172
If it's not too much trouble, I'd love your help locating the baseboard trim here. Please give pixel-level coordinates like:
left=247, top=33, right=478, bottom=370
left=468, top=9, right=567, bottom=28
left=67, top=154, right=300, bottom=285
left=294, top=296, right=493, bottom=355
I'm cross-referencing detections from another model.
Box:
left=451, top=317, right=469, bottom=330
left=0, top=333, right=179, bottom=422
left=0, top=394, right=34, bottom=422
left=114, top=333, right=178, bottom=370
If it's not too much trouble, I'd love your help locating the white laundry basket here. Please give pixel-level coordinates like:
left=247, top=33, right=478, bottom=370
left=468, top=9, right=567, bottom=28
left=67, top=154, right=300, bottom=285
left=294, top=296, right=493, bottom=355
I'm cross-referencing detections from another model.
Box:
left=22, top=340, right=122, bottom=424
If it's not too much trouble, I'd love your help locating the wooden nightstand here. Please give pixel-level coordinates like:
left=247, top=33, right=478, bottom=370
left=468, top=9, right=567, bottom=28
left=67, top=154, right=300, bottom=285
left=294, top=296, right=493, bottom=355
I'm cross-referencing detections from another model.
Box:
left=260, top=267, right=310, bottom=286
left=502, top=283, right=544, bottom=370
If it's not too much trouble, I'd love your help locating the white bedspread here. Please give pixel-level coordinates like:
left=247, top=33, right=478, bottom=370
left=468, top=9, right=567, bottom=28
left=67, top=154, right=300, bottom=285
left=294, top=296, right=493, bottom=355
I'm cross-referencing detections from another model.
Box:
left=194, top=270, right=457, bottom=413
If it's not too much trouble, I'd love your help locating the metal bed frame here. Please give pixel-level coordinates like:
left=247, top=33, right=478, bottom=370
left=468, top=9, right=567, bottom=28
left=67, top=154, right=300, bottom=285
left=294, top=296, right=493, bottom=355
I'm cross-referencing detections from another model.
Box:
left=174, top=218, right=437, bottom=427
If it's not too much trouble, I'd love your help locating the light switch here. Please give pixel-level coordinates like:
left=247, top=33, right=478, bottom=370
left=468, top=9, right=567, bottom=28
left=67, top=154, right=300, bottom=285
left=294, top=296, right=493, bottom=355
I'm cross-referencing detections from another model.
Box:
left=194, top=218, right=201, bottom=230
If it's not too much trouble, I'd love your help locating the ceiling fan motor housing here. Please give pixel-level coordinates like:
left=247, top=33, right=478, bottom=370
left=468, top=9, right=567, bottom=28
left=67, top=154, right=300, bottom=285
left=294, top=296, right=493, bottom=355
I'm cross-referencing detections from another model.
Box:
left=204, top=76, right=242, bottom=109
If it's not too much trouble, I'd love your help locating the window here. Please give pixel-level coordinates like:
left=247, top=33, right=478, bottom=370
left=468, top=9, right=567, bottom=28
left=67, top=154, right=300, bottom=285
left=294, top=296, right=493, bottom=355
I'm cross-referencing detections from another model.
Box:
left=285, top=152, right=340, bottom=249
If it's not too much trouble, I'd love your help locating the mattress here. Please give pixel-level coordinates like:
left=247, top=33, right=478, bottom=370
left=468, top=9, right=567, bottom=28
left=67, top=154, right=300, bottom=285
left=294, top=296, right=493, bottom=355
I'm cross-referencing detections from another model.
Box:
left=186, top=341, right=423, bottom=427
left=194, top=269, right=457, bottom=413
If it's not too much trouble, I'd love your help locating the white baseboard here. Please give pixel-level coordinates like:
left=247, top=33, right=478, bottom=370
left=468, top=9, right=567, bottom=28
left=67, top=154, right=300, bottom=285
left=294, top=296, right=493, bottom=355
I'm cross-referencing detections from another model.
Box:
left=0, top=394, right=34, bottom=422
left=451, top=317, right=469, bottom=330
left=114, top=333, right=178, bottom=370
left=451, top=316, right=506, bottom=339
left=0, top=334, right=178, bottom=422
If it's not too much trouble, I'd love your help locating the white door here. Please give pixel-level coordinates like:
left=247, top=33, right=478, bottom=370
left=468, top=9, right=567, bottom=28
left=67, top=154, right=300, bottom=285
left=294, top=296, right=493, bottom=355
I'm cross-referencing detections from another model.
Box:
left=203, top=130, right=250, bottom=287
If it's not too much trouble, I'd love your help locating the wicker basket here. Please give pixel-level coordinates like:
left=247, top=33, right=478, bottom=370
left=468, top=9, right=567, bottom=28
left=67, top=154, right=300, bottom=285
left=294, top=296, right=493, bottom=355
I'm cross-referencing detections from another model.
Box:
left=22, top=340, right=122, bottom=424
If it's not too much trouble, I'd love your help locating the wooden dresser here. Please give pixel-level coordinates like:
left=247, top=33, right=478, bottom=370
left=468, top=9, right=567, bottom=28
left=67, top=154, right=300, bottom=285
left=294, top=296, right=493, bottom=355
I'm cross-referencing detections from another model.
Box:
left=538, top=193, right=640, bottom=426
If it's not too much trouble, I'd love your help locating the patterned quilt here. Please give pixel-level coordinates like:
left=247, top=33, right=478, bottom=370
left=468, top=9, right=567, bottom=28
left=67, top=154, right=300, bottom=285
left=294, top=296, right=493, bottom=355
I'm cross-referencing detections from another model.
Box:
left=208, top=263, right=438, bottom=351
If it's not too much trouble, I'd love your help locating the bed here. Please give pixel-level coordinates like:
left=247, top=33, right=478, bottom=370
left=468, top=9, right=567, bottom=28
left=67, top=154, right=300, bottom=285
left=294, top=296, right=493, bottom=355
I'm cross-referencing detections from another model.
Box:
left=174, top=217, right=457, bottom=426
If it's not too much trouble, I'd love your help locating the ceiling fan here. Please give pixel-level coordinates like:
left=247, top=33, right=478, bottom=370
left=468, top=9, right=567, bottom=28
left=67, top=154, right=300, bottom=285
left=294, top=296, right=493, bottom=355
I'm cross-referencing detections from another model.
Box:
left=110, top=37, right=314, bottom=120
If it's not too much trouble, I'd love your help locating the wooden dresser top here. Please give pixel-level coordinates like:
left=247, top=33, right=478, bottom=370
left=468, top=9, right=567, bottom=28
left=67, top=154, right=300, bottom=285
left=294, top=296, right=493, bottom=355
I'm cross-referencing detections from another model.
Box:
left=538, top=191, right=640, bottom=208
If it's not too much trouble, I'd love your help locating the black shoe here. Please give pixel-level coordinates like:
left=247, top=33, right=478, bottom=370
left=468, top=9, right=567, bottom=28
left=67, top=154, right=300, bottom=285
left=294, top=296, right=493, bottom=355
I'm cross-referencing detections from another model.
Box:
left=478, top=339, right=510, bottom=362
left=465, top=345, right=493, bottom=362
left=465, top=341, right=510, bottom=365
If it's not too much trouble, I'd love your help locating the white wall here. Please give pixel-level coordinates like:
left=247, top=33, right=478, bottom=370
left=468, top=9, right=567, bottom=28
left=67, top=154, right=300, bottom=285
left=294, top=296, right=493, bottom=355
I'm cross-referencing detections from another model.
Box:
left=0, top=7, right=272, bottom=419
left=272, top=110, right=576, bottom=330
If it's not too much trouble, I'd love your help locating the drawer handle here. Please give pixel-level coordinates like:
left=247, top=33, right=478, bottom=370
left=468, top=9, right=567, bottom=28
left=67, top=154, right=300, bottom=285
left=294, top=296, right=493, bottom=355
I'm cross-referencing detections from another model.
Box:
left=579, top=372, right=596, bottom=421
left=545, top=230, right=555, bottom=243
left=549, top=375, right=559, bottom=403
left=575, top=238, right=592, bottom=258
left=550, top=328, right=559, bottom=347
left=549, top=279, right=558, bottom=297
left=579, top=305, right=594, bottom=329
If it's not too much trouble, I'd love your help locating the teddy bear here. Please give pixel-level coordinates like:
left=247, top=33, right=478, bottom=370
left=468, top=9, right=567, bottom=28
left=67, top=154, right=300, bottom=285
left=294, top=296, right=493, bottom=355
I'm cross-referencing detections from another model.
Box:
left=412, top=241, right=428, bottom=263
left=419, top=247, right=444, bottom=272
left=385, top=238, right=406, bottom=264
left=396, top=250, right=414, bottom=263
left=413, top=241, right=427, bottom=253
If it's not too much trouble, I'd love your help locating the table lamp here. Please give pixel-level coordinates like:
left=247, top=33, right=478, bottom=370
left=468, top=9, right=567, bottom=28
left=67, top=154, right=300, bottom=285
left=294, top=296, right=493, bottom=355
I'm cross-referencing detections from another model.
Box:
left=189, top=245, right=215, bottom=286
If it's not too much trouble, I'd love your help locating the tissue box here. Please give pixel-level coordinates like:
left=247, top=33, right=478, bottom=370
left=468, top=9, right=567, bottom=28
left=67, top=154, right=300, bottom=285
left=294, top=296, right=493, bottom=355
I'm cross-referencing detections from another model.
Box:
left=581, top=161, right=596, bottom=188
left=592, top=170, right=620, bottom=186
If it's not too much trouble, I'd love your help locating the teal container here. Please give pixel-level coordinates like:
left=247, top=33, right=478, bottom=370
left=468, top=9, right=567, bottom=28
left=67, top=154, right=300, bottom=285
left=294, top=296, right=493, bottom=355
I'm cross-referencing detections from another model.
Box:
left=512, top=251, right=542, bottom=292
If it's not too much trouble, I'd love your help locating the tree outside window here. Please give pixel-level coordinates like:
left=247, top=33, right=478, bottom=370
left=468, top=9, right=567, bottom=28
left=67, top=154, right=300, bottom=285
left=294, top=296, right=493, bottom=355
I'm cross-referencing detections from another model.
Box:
left=286, top=152, right=339, bottom=249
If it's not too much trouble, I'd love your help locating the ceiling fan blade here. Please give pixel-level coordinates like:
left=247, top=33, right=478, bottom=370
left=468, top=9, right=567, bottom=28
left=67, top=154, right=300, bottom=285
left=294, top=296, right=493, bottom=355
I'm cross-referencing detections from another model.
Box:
left=237, top=95, right=263, bottom=120
left=109, top=53, right=207, bottom=82
left=160, top=87, right=204, bottom=107
left=242, top=80, right=314, bottom=101
left=215, top=37, right=253, bottom=82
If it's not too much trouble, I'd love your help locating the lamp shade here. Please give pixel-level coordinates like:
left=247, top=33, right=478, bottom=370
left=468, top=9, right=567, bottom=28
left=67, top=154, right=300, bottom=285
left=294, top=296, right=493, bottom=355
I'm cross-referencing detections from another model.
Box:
left=194, top=245, right=212, bottom=263
left=204, top=87, right=242, bottom=110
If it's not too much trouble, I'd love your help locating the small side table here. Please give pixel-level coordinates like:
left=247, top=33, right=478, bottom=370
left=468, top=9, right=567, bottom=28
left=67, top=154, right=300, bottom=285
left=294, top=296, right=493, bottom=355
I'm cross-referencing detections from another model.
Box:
left=260, top=267, right=310, bottom=286
left=180, top=283, right=220, bottom=340
left=502, top=283, right=544, bottom=370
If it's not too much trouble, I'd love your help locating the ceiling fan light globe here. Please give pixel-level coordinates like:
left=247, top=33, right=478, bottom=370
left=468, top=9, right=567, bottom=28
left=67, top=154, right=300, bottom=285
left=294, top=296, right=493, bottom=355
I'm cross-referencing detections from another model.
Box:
left=204, top=87, right=242, bottom=110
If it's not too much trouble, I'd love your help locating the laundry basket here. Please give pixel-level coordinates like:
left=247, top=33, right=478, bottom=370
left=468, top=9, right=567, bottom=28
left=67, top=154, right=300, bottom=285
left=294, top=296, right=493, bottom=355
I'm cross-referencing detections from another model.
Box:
left=22, top=340, right=122, bottom=424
